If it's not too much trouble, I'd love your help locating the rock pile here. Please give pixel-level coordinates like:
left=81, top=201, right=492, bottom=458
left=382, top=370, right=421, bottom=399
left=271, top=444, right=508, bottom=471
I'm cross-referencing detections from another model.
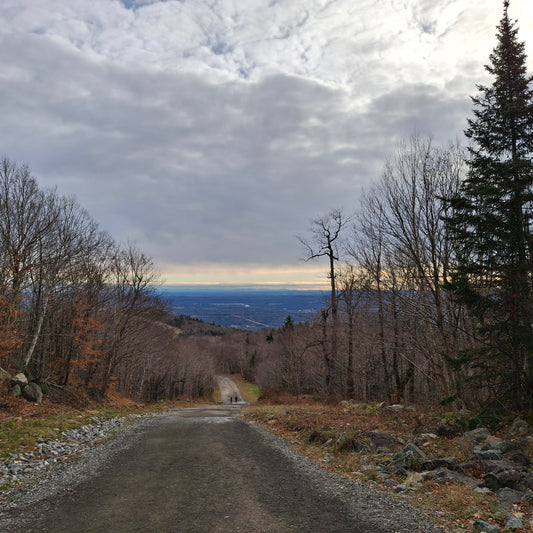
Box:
left=4, top=372, right=43, bottom=404
left=338, top=406, right=533, bottom=532
left=0, top=416, right=137, bottom=486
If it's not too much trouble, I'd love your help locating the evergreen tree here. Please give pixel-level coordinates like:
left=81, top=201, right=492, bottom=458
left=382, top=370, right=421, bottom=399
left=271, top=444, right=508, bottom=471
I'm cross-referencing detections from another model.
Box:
left=445, top=1, right=533, bottom=408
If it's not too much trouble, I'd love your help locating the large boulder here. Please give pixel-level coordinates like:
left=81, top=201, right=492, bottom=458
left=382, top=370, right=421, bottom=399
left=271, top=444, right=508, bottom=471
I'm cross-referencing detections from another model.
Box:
left=22, top=382, right=43, bottom=404
left=12, top=373, right=28, bottom=386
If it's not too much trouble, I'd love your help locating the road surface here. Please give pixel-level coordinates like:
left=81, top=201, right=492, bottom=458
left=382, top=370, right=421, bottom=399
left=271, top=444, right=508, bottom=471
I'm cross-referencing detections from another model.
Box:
left=216, top=375, right=245, bottom=404
left=2, top=406, right=441, bottom=532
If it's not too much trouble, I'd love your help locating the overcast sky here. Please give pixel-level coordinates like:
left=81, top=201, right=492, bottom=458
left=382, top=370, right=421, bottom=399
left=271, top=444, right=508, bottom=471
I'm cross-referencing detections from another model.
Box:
left=1, top=0, right=532, bottom=287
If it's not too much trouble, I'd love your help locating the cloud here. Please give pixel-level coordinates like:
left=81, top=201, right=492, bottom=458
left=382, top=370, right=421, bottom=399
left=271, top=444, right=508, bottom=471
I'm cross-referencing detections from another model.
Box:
left=0, top=0, right=531, bottom=284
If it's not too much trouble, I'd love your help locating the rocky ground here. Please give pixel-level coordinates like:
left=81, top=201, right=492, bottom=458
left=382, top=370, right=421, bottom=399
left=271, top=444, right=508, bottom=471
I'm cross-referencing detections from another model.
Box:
left=0, top=415, right=145, bottom=489
left=242, top=402, right=533, bottom=532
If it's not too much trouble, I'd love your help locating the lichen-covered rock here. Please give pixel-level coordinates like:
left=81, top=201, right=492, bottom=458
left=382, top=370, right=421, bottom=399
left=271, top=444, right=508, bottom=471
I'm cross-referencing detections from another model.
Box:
left=517, top=472, right=533, bottom=491
left=503, top=450, right=530, bottom=467
left=474, top=447, right=503, bottom=461
left=483, top=469, right=522, bottom=491
left=505, top=513, right=523, bottom=531
left=430, top=421, right=462, bottom=437
left=464, top=427, right=491, bottom=443
left=389, top=443, right=426, bottom=473
left=352, top=439, right=370, bottom=453
left=421, top=457, right=459, bottom=471
left=22, top=382, right=43, bottom=404
left=368, top=431, right=398, bottom=451
left=506, top=417, right=532, bottom=439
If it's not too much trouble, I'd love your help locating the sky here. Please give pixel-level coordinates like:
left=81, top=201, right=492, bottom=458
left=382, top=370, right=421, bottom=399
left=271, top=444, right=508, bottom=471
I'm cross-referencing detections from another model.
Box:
left=1, top=0, right=532, bottom=288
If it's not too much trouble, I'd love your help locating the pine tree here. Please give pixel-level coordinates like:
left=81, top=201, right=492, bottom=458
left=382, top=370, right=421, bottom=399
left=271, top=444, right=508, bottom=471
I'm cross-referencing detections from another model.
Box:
left=445, top=1, right=533, bottom=408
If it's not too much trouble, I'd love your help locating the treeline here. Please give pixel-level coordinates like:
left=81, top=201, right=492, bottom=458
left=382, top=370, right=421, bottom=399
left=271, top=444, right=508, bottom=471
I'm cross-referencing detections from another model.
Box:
left=238, top=138, right=472, bottom=406
left=0, top=157, right=216, bottom=403
left=242, top=4, right=533, bottom=412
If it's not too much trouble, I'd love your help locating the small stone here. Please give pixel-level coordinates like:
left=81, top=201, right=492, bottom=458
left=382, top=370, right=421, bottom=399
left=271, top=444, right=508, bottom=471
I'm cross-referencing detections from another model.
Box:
left=422, top=457, right=459, bottom=471
left=503, top=450, right=530, bottom=467
left=352, top=439, right=370, bottom=453
left=472, top=518, right=500, bottom=533
left=335, top=432, right=351, bottom=450
left=382, top=404, right=405, bottom=413
left=483, top=469, right=522, bottom=490
left=403, top=443, right=426, bottom=460
left=496, top=487, right=523, bottom=511
left=405, top=471, right=424, bottom=486
left=368, top=431, right=398, bottom=451
left=473, top=447, right=503, bottom=460
left=394, top=484, right=410, bottom=493
left=493, top=441, right=518, bottom=454
left=507, top=417, right=532, bottom=439
left=505, top=513, right=523, bottom=531
left=517, top=472, right=533, bottom=491
left=431, top=421, right=462, bottom=437
left=483, top=435, right=503, bottom=448
left=418, top=433, right=438, bottom=441
left=464, top=427, right=491, bottom=443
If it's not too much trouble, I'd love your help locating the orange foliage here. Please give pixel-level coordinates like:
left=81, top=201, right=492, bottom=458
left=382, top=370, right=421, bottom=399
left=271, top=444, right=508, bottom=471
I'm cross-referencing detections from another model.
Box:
left=69, top=299, right=103, bottom=382
left=0, top=290, right=22, bottom=366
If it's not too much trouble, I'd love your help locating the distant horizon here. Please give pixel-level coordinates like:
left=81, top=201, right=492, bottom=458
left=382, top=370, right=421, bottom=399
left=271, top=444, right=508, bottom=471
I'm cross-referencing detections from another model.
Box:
left=158, top=282, right=329, bottom=292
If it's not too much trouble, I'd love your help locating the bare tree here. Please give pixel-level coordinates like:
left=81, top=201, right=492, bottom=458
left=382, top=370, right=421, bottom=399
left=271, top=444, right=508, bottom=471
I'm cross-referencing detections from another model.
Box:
left=348, top=136, right=469, bottom=404
left=298, top=208, right=350, bottom=395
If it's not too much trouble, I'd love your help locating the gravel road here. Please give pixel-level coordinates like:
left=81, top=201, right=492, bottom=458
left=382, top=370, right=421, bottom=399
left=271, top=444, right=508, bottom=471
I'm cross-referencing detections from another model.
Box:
left=0, top=406, right=443, bottom=533
left=216, top=376, right=244, bottom=404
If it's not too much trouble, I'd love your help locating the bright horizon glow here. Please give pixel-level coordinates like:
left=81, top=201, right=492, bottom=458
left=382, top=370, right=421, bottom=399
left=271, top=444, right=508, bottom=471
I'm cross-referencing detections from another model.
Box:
left=158, top=262, right=331, bottom=290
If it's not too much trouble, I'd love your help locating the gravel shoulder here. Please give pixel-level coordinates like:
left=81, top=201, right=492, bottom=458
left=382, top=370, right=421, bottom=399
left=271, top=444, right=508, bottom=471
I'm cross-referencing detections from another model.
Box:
left=0, top=406, right=443, bottom=532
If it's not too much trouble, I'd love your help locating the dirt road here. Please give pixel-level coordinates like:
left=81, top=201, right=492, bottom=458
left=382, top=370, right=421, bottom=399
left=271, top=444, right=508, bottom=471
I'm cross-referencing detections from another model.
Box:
left=2, top=406, right=441, bottom=532
left=216, top=376, right=244, bottom=404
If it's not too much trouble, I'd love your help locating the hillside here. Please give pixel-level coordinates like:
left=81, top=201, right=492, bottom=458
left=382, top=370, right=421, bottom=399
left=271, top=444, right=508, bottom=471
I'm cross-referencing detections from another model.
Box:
left=165, top=314, right=232, bottom=337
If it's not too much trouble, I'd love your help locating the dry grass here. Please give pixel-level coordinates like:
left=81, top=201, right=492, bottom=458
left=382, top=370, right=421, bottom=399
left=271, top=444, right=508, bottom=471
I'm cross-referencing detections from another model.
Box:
left=0, top=394, right=200, bottom=460
left=242, top=401, right=533, bottom=533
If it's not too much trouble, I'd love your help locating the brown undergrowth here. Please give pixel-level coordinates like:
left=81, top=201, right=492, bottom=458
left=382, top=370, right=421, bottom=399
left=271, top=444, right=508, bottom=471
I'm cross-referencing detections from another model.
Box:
left=242, top=401, right=532, bottom=533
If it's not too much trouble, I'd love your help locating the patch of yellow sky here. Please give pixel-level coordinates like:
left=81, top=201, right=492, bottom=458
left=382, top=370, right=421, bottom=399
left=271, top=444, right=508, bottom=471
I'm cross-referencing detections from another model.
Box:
left=159, top=262, right=330, bottom=289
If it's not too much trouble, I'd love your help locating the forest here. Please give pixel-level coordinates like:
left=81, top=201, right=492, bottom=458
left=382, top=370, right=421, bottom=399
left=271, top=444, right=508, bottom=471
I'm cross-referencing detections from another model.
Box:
left=1, top=2, right=532, bottom=415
